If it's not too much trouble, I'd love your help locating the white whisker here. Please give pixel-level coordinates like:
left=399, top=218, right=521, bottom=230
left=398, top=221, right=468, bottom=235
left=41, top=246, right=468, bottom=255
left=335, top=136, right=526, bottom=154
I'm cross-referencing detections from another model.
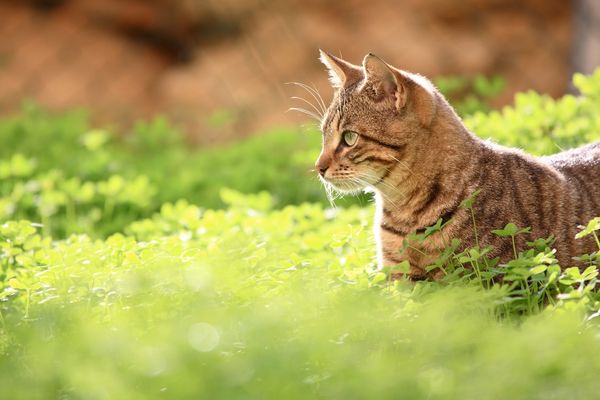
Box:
left=389, top=155, right=428, bottom=180
left=287, top=107, right=321, bottom=122
left=285, top=82, right=327, bottom=115
left=354, top=169, right=405, bottom=211
left=290, top=96, right=323, bottom=119
left=320, top=177, right=339, bottom=209
left=308, top=82, right=328, bottom=115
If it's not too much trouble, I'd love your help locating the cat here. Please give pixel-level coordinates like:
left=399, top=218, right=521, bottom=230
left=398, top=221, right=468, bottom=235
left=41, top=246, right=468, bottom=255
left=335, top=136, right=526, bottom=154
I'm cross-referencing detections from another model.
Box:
left=315, top=50, right=600, bottom=280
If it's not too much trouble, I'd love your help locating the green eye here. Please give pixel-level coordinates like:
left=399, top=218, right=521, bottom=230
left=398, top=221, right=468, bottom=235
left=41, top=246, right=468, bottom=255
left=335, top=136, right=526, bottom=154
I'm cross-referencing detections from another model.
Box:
left=342, top=131, right=359, bottom=146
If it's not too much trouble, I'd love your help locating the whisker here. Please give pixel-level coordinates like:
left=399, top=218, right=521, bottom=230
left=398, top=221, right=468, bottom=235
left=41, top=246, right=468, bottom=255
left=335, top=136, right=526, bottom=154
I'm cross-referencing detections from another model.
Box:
left=352, top=175, right=398, bottom=208
left=354, top=169, right=406, bottom=210
left=389, top=155, right=428, bottom=180
left=286, top=82, right=327, bottom=115
left=317, top=162, right=412, bottom=212
left=298, top=81, right=327, bottom=115
left=320, top=177, right=338, bottom=209
left=308, top=82, right=328, bottom=115
left=287, top=107, right=321, bottom=122
left=373, top=180, right=404, bottom=203
left=299, top=122, right=320, bottom=132
left=290, top=96, right=323, bottom=119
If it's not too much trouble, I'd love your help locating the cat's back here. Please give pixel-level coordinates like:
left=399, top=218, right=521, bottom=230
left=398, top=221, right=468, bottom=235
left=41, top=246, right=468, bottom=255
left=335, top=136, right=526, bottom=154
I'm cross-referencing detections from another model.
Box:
left=473, top=140, right=600, bottom=266
left=542, top=141, right=600, bottom=174
left=540, top=141, right=600, bottom=244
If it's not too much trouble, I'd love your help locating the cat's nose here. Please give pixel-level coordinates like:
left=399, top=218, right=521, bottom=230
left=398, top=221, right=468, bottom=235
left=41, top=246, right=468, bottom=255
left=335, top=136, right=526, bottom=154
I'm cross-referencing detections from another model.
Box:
left=315, top=158, right=330, bottom=176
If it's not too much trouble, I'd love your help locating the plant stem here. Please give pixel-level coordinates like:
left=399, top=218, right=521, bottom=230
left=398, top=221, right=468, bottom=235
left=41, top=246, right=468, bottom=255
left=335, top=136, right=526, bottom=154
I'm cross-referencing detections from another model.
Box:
left=469, top=208, right=492, bottom=272
left=470, top=208, right=479, bottom=248
left=407, top=244, right=428, bottom=258
left=470, top=260, right=482, bottom=282
left=592, top=231, right=600, bottom=251
left=524, top=279, right=532, bottom=313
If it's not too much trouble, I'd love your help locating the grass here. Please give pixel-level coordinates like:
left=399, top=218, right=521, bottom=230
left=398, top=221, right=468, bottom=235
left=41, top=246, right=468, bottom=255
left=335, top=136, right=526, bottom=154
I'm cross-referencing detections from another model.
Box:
left=1, top=69, right=600, bottom=398
left=1, top=200, right=600, bottom=399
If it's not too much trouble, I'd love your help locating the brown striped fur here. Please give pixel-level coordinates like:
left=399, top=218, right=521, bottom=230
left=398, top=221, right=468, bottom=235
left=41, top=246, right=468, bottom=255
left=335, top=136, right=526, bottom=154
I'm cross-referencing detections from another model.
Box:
left=316, top=50, right=600, bottom=279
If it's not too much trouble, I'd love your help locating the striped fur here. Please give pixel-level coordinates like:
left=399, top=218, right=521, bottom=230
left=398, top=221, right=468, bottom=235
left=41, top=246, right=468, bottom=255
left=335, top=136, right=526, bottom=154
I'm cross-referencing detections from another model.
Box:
left=316, top=51, right=600, bottom=280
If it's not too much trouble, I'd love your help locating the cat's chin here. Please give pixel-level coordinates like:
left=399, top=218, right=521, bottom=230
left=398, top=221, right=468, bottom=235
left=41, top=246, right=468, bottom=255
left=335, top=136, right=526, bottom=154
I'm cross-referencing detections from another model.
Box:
left=333, top=187, right=364, bottom=195
left=325, top=179, right=366, bottom=194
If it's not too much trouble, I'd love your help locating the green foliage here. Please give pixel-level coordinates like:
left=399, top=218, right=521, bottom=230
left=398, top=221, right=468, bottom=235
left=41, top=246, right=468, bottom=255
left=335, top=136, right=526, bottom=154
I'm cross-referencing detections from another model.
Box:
left=466, top=69, right=600, bottom=155
left=399, top=195, right=600, bottom=316
left=2, top=198, right=600, bottom=399
left=0, top=107, right=325, bottom=237
left=435, top=74, right=505, bottom=116
left=1, top=70, right=600, bottom=398
left=576, top=217, right=600, bottom=243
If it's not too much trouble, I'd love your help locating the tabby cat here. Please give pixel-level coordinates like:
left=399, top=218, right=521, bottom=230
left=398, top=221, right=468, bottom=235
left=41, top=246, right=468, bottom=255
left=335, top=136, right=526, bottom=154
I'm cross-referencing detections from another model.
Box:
left=315, top=50, right=600, bottom=280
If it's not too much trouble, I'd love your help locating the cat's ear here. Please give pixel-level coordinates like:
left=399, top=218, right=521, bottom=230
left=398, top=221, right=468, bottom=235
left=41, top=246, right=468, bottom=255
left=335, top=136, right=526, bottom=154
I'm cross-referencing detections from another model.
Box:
left=319, top=50, right=362, bottom=90
left=362, top=53, right=437, bottom=127
left=362, top=53, right=403, bottom=106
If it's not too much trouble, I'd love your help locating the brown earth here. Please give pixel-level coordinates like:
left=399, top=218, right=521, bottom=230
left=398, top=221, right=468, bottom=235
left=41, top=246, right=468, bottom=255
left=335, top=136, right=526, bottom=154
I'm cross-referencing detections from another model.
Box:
left=0, top=0, right=572, bottom=144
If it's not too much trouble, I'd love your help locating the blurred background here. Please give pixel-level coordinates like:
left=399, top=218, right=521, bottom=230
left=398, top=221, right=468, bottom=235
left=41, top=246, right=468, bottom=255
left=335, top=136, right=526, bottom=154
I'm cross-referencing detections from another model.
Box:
left=1, top=0, right=598, bottom=144
left=5, top=3, right=600, bottom=398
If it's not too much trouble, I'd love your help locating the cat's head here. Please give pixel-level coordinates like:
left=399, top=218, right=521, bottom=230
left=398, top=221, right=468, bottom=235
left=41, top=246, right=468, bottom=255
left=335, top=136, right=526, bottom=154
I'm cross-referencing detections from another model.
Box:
left=316, top=50, right=439, bottom=193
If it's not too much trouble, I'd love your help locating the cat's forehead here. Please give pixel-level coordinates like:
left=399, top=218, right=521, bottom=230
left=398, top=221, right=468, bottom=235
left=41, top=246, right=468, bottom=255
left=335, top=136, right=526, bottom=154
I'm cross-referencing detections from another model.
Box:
left=321, top=89, right=359, bottom=135
left=320, top=98, right=343, bottom=135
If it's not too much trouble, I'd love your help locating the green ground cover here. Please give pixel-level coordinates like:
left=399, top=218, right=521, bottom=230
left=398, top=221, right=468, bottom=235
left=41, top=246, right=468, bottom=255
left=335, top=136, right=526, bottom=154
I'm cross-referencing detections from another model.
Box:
left=1, top=70, right=600, bottom=399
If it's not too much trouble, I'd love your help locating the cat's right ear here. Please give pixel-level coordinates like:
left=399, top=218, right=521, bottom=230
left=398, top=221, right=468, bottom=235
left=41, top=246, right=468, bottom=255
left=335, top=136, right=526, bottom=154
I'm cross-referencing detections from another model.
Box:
left=362, top=53, right=437, bottom=127
left=319, top=50, right=362, bottom=90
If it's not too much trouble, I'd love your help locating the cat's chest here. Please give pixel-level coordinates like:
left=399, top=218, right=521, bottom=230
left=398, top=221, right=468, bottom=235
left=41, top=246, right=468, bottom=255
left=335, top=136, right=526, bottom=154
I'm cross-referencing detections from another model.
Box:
left=374, top=199, right=411, bottom=265
left=373, top=198, right=451, bottom=271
